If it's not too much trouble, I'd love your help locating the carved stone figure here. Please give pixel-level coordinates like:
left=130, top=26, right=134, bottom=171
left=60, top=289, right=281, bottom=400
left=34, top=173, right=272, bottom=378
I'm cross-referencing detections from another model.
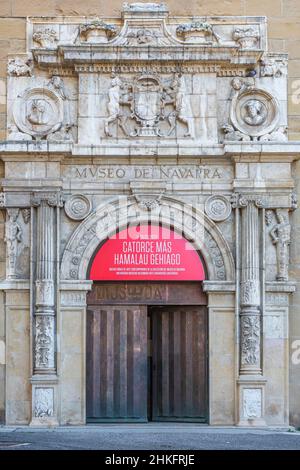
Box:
left=5, top=209, right=22, bottom=279
left=7, top=56, right=33, bottom=76
left=47, top=76, right=67, bottom=100
left=269, top=209, right=291, bottom=281
left=242, top=100, right=267, bottom=126
left=33, top=28, right=58, bottom=48
left=167, top=75, right=193, bottom=137
left=104, top=76, right=125, bottom=137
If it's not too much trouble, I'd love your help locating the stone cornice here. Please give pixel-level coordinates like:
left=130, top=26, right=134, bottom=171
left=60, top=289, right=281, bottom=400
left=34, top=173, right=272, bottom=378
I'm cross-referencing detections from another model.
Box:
left=0, top=141, right=299, bottom=160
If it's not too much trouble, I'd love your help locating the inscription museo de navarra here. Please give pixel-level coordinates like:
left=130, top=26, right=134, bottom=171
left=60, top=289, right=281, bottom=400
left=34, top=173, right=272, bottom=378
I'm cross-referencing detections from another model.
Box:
left=65, top=165, right=228, bottom=181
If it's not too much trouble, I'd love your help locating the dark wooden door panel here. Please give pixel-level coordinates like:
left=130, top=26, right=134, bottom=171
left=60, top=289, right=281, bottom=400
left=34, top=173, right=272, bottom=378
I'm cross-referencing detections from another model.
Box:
left=151, top=306, right=208, bottom=422
left=86, top=305, right=148, bottom=422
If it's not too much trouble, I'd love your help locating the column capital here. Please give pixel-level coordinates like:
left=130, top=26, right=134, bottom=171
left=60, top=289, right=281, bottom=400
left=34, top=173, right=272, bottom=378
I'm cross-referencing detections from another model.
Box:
left=231, top=193, right=265, bottom=209
left=31, top=191, right=65, bottom=208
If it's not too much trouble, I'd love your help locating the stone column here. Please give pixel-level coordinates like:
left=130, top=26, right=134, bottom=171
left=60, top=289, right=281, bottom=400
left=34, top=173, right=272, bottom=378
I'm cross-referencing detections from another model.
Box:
left=30, top=191, right=63, bottom=425
left=233, top=193, right=266, bottom=426
left=239, top=194, right=263, bottom=375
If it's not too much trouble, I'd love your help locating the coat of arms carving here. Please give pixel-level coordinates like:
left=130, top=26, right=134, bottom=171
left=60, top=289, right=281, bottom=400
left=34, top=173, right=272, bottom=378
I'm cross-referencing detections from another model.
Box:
left=104, top=73, right=193, bottom=138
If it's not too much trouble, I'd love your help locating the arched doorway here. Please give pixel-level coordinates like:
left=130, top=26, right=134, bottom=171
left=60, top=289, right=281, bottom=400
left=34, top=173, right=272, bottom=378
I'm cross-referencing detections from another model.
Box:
left=86, top=224, right=209, bottom=423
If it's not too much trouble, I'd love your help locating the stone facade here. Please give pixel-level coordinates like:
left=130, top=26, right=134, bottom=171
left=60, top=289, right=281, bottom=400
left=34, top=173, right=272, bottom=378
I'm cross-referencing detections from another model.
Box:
left=0, top=2, right=300, bottom=427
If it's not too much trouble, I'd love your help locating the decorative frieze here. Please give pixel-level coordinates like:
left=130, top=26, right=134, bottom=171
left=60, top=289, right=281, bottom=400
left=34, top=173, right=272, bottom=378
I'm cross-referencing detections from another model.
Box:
left=233, top=26, right=260, bottom=49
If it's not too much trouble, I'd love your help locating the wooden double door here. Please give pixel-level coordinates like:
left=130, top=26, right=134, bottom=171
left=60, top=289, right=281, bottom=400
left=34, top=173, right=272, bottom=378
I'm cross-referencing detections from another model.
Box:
left=86, top=283, right=208, bottom=423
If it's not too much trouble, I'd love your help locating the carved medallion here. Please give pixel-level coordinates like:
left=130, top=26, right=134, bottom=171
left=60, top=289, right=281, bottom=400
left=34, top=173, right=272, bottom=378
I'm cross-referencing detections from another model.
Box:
left=13, top=87, right=63, bottom=139
left=65, top=194, right=92, bottom=221
left=230, top=88, right=280, bottom=139
left=205, top=195, right=232, bottom=222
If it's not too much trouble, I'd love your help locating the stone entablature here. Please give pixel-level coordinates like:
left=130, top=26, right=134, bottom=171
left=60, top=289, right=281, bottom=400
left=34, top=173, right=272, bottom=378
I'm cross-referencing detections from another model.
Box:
left=1, top=3, right=299, bottom=428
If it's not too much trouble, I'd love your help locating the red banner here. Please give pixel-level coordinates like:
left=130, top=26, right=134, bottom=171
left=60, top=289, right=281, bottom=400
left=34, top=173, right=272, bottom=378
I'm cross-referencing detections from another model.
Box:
left=89, top=225, right=205, bottom=281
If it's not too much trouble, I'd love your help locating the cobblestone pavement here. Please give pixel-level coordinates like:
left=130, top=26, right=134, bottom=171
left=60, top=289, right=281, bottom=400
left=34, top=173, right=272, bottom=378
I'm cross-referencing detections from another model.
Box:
left=0, top=425, right=300, bottom=450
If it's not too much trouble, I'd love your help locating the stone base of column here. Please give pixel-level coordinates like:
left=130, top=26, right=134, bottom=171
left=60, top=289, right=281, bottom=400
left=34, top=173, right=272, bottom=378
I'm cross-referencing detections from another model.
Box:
left=30, top=375, right=59, bottom=426
left=236, top=376, right=267, bottom=427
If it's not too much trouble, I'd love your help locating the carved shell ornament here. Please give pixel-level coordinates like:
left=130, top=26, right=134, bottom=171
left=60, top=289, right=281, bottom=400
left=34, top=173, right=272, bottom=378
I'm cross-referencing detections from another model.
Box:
left=230, top=87, right=280, bottom=139
left=13, top=87, right=63, bottom=139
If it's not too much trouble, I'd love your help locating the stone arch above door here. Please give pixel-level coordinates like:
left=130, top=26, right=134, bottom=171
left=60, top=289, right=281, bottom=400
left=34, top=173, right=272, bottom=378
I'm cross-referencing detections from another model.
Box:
left=61, top=195, right=235, bottom=282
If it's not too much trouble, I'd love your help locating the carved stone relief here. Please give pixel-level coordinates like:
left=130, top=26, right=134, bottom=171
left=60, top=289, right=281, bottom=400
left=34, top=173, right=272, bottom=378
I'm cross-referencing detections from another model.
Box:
left=13, top=87, right=63, bottom=140
left=176, top=22, right=220, bottom=44
left=5, top=208, right=23, bottom=279
left=65, top=194, right=92, bottom=221
left=34, top=388, right=54, bottom=418
left=104, top=73, right=193, bottom=138
left=241, top=314, right=261, bottom=366
left=79, top=21, right=118, bottom=43
left=7, top=56, right=33, bottom=77
left=260, top=56, right=287, bottom=78
left=233, top=26, right=260, bottom=49
left=230, top=87, right=280, bottom=140
left=266, top=209, right=291, bottom=281
left=35, top=315, right=55, bottom=369
left=205, top=195, right=232, bottom=222
left=243, top=388, right=262, bottom=419
left=33, top=28, right=58, bottom=48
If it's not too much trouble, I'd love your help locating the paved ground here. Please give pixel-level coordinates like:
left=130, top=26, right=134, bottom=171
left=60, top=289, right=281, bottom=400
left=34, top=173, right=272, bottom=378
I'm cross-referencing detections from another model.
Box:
left=0, top=424, right=300, bottom=450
